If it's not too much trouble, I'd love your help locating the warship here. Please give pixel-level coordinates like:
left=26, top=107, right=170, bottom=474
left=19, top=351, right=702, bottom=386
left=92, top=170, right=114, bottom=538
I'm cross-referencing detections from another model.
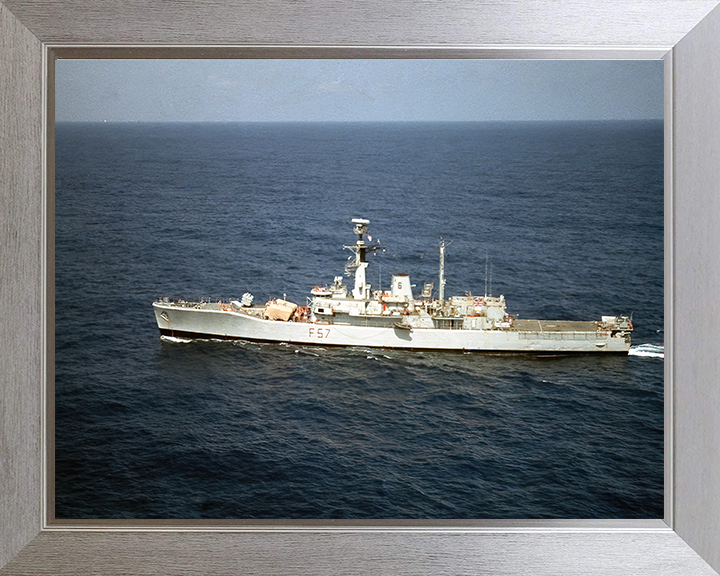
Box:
left=153, top=219, right=633, bottom=353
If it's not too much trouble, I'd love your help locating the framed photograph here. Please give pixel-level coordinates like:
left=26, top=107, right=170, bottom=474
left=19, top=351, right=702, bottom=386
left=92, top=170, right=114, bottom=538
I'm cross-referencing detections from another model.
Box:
left=2, top=1, right=720, bottom=575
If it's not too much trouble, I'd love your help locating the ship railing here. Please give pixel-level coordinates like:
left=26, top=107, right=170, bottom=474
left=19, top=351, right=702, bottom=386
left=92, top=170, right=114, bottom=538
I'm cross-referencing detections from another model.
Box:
left=156, top=298, right=227, bottom=310
left=432, top=318, right=466, bottom=330
left=518, top=331, right=606, bottom=341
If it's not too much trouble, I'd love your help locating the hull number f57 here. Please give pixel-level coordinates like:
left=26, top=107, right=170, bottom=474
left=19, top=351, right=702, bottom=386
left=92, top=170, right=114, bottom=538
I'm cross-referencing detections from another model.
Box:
left=309, top=327, right=331, bottom=339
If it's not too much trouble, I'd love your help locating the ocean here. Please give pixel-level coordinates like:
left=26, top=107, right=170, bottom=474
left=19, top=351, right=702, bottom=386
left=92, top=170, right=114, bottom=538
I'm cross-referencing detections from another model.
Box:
left=54, top=121, right=664, bottom=519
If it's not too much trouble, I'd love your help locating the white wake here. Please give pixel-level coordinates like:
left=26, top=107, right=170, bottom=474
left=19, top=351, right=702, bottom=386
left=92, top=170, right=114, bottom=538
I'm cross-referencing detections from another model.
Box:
left=160, top=335, right=193, bottom=344
left=629, top=343, right=664, bottom=359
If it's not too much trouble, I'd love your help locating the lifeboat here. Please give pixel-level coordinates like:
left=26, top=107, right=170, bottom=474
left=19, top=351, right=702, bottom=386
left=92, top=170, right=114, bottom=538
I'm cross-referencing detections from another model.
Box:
left=311, top=285, right=332, bottom=296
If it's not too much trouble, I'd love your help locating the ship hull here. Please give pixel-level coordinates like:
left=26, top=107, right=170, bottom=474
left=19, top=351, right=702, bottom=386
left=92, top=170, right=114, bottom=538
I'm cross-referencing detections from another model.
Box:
left=153, top=303, right=631, bottom=354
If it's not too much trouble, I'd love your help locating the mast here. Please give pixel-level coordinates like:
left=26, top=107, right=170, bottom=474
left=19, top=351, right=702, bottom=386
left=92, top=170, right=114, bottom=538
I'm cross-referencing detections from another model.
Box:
left=439, top=238, right=446, bottom=304
left=345, top=218, right=382, bottom=300
left=353, top=219, right=368, bottom=262
left=484, top=252, right=488, bottom=298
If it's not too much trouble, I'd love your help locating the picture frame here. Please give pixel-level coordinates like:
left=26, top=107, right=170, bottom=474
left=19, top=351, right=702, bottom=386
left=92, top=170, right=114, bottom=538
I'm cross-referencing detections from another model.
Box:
left=2, top=1, right=719, bottom=574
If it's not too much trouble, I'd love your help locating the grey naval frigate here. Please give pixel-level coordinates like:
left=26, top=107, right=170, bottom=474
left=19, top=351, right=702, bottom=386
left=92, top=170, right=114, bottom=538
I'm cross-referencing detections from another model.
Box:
left=153, top=218, right=633, bottom=353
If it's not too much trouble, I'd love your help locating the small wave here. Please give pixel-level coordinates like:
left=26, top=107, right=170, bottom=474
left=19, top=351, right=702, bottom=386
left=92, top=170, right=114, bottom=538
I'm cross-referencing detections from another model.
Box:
left=160, top=335, right=192, bottom=344
left=295, top=349, right=319, bottom=357
left=365, top=354, right=393, bottom=360
left=629, top=343, right=664, bottom=359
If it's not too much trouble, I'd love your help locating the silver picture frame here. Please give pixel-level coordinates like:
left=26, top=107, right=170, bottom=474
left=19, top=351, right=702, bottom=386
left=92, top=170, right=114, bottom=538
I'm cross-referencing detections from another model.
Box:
left=2, top=1, right=720, bottom=574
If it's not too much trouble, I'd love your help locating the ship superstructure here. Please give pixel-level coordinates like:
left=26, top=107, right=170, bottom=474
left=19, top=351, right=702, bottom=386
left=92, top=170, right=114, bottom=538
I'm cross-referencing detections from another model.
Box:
left=153, top=219, right=633, bottom=353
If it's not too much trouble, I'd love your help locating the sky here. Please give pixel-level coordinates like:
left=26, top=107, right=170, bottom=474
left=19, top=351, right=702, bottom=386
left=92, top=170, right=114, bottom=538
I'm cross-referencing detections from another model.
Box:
left=55, top=59, right=663, bottom=123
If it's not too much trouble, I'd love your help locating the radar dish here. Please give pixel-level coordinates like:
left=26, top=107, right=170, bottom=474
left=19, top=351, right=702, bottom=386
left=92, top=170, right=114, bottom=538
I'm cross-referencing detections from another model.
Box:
left=351, top=218, right=370, bottom=237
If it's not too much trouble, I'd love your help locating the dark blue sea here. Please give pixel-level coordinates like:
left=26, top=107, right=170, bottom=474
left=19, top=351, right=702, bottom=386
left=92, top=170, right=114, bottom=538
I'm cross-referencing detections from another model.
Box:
left=54, top=121, right=664, bottom=519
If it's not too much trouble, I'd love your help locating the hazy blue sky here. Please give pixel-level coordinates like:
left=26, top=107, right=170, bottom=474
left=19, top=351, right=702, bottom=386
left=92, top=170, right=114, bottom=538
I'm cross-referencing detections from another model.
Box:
left=56, top=60, right=663, bottom=122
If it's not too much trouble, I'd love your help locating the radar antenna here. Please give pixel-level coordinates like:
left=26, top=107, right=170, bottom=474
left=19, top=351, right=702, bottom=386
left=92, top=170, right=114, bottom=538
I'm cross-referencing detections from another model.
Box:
left=344, top=218, right=383, bottom=273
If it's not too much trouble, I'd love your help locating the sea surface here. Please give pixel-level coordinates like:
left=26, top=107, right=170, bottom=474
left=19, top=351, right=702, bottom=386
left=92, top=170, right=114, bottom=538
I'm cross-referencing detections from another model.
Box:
left=55, top=121, right=664, bottom=519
